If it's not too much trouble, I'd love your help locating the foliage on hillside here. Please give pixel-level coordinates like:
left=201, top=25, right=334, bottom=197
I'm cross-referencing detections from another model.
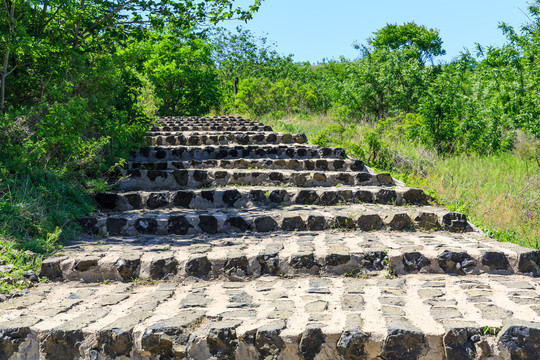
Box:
left=0, top=0, right=261, bottom=291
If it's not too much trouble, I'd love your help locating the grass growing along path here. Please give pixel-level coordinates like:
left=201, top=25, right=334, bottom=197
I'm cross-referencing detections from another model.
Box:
left=259, top=114, right=539, bottom=249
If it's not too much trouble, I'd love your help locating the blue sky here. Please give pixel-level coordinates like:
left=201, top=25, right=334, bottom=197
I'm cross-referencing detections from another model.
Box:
left=222, top=0, right=534, bottom=63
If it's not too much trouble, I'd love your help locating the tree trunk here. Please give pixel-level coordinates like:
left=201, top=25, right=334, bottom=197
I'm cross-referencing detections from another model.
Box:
left=1, top=50, right=9, bottom=114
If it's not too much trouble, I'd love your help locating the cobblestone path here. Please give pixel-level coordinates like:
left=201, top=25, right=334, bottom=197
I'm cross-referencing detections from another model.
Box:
left=1, top=116, right=539, bottom=359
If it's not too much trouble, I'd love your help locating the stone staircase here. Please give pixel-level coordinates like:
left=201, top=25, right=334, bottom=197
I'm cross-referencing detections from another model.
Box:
left=1, top=116, right=540, bottom=359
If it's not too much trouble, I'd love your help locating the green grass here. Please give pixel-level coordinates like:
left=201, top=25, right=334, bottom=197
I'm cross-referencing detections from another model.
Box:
left=255, top=113, right=539, bottom=249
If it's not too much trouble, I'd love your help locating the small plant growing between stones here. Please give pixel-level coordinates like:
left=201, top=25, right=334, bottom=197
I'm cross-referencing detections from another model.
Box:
left=483, top=326, right=498, bottom=336
left=344, top=267, right=369, bottom=279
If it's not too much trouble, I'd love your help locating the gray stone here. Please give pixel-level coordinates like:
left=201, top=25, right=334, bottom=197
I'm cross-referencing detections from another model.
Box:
left=498, top=320, right=540, bottom=359
left=40, top=256, right=67, bottom=281
left=299, top=327, right=325, bottom=360
left=482, top=252, right=510, bottom=271
left=255, top=321, right=286, bottom=360
left=149, top=256, right=178, bottom=279
left=307, top=216, right=326, bottom=231
left=255, top=216, right=277, bottom=232
left=257, top=253, right=279, bottom=276
left=438, top=250, right=476, bottom=275
left=442, top=212, right=468, bottom=232
left=199, top=215, right=218, bottom=234
left=518, top=251, right=540, bottom=277
left=356, top=214, right=383, bottom=231
left=387, top=213, right=413, bottom=230
left=295, top=190, right=319, bottom=204
left=282, top=216, right=306, bottom=231
left=40, top=329, right=84, bottom=360
left=168, top=215, right=192, bottom=235
left=337, top=329, right=369, bottom=360
left=0, top=327, right=31, bottom=360
left=403, top=252, right=431, bottom=272
left=135, top=217, right=158, bottom=234
left=207, top=323, right=238, bottom=359
left=443, top=328, right=478, bottom=360
left=146, top=192, right=170, bottom=209
left=414, top=212, right=440, bottom=230
left=382, top=329, right=427, bottom=360
left=185, top=256, right=212, bottom=278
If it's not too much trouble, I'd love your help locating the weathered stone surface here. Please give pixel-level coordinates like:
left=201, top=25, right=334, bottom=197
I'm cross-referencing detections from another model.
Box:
left=518, top=251, right=540, bottom=277
left=498, top=320, right=540, bottom=359
left=207, top=322, right=239, bottom=359
left=40, top=256, right=67, bottom=280
left=438, top=250, right=476, bottom=275
left=298, top=327, right=325, bottom=360
left=442, top=212, right=469, bottom=232
left=185, top=256, right=212, bottom=278
left=443, top=328, right=478, bottom=360
left=403, top=252, right=431, bottom=272
left=40, top=329, right=84, bottom=360
left=337, top=329, right=369, bottom=360
left=382, top=329, right=427, bottom=360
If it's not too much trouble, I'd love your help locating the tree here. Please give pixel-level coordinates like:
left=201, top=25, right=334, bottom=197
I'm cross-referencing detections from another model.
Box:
left=0, top=0, right=262, bottom=113
left=364, top=22, right=446, bottom=65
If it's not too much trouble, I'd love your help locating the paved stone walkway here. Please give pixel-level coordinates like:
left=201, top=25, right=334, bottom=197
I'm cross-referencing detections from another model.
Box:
left=2, top=116, right=540, bottom=359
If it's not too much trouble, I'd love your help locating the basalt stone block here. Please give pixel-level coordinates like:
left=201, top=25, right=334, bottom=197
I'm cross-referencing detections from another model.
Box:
left=286, top=159, right=300, bottom=170
left=40, top=329, right=84, bottom=360
left=315, top=160, right=328, bottom=170
left=173, top=170, right=189, bottom=186
left=313, top=172, right=327, bottom=182
left=354, top=190, right=374, bottom=203
left=257, top=254, right=279, bottom=276
left=0, top=327, right=31, bottom=359
left=290, top=253, right=316, bottom=269
left=332, top=160, right=345, bottom=169
left=226, top=217, right=250, bottom=232
left=255, top=216, right=278, bottom=232
left=222, top=189, right=241, bottom=206
left=255, top=322, right=286, bottom=359
left=172, top=191, right=194, bottom=208
left=438, top=250, right=476, bottom=275
left=107, top=217, right=127, bottom=234
left=350, top=160, right=365, bottom=172
left=356, top=173, right=372, bottom=183
left=299, top=327, right=325, bottom=360
left=375, top=189, right=397, bottom=204
left=147, top=170, right=166, bottom=182
left=149, top=256, right=178, bottom=279
left=269, top=172, right=284, bottom=181
left=293, top=173, right=307, bottom=186
left=185, top=256, right=211, bottom=278
left=334, top=148, right=346, bottom=158
left=97, top=329, right=133, bottom=358
left=442, top=212, right=469, bottom=232
left=168, top=216, right=192, bottom=235
left=295, top=190, right=319, bottom=205
left=325, top=252, right=351, bottom=266
left=95, top=192, right=120, bottom=210
left=307, top=215, right=326, bottom=231
left=135, top=218, right=158, bottom=235
left=360, top=251, right=387, bottom=270
left=297, top=148, right=308, bottom=157
left=199, top=215, right=218, bottom=234
left=249, top=190, right=266, bottom=203
left=377, top=173, right=393, bottom=185
left=79, top=217, right=99, bottom=235
left=335, top=216, right=355, bottom=229
left=269, top=190, right=287, bottom=204
left=193, top=170, right=208, bottom=183
left=443, top=328, right=478, bottom=360
left=40, top=256, right=68, bottom=281
left=356, top=214, right=383, bottom=231
left=294, top=133, right=307, bottom=143
left=337, top=329, right=369, bottom=360
left=224, top=256, right=249, bottom=277
left=403, top=252, right=431, bottom=272
left=146, top=193, right=170, bottom=209
left=208, top=325, right=238, bottom=360
left=387, top=213, right=413, bottom=230
left=125, top=193, right=143, bottom=209
left=402, top=188, right=429, bottom=205
left=482, top=252, right=510, bottom=271
left=282, top=216, right=306, bottom=231
left=115, top=257, right=140, bottom=281
left=498, top=320, right=540, bottom=360
left=281, top=134, right=293, bottom=143
left=266, top=133, right=277, bottom=143
left=382, top=329, right=427, bottom=360
left=518, top=251, right=540, bottom=277
left=319, top=191, right=338, bottom=205
left=338, top=190, right=353, bottom=202
left=201, top=190, right=215, bottom=202
left=414, top=212, right=440, bottom=230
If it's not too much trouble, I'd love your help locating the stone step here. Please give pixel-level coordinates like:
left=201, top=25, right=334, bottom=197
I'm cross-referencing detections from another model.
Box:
left=114, top=168, right=394, bottom=190
left=129, top=145, right=346, bottom=162
left=42, top=231, right=540, bottom=282
left=151, top=125, right=273, bottom=132
left=127, top=158, right=366, bottom=172
left=95, top=186, right=429, bottom=212
left=78, top=204, right=471, bottom=236
left=3, top=275, right=540, bottom=359
left=146, top=132, right=307, bottom=146
left=157, top=119, right=263, bottom=126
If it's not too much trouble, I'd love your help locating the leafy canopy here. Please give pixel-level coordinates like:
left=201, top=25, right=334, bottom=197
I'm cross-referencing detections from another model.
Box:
left=366, top=22, right=446, bottom=65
